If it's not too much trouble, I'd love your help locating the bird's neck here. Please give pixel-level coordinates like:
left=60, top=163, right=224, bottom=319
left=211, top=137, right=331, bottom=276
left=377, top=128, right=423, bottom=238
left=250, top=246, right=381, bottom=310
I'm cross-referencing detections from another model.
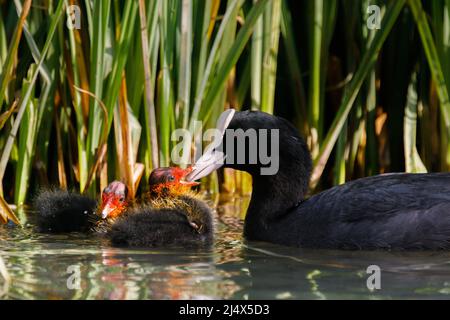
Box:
left=244, top=166, right=309, bottom=235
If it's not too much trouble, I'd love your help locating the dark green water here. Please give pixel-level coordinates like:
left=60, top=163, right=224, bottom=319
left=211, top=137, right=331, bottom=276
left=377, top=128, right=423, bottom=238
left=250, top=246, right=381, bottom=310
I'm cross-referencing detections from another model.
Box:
left=1, top=201, right=450, bottom=299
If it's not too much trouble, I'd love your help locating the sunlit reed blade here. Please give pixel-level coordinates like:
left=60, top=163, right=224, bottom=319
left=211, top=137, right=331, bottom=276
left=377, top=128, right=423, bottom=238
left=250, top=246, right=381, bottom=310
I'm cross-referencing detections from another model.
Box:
left=0, top=0, right=31, bottom=109
left=0, top=195, right=21, bottom=226
left=0, top=98, right=18, bottom=130
left=138, top=0, right=159, bottom=170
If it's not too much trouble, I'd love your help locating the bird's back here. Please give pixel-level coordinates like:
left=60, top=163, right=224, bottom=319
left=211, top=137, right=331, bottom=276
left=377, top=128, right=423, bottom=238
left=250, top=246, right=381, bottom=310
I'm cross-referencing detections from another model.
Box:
left=273, top=173, right=450, bottom=249
left=108, top=196, right=214, bottom=247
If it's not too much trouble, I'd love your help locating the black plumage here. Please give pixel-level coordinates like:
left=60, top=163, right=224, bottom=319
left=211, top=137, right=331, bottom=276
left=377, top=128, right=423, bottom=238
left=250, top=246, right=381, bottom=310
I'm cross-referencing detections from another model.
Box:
left=219, top=110, right=450, bottom=250
left=34, top=189, right=98, bottom=233
left=107, top=195, right=214, bottom=247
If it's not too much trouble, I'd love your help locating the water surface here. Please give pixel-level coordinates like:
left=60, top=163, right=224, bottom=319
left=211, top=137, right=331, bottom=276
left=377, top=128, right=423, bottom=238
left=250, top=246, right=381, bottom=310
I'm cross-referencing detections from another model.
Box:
left=1, top=199, right=450, bottom=299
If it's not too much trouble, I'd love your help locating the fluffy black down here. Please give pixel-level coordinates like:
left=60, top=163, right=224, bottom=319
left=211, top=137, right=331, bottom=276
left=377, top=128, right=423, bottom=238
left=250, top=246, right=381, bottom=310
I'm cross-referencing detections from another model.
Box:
left=108, top=198, right=213, bottom=248
left=34, top=189, right=98, bottom=233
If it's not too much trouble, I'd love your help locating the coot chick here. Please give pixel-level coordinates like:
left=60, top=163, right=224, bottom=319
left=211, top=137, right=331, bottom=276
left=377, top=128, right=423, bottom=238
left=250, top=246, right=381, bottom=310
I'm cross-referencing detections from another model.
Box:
left=34, top=181, right=127, bottom=233
left=187, top=109, right=450, bottom=250
left=105, top=167, right=214, bottom=247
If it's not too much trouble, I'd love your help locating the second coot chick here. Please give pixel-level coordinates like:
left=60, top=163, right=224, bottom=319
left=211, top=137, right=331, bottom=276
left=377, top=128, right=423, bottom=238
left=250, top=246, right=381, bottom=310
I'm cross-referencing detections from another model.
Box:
left=105, top=167, right=214, bottom=247
left=34, top=182, right=127, bottom=233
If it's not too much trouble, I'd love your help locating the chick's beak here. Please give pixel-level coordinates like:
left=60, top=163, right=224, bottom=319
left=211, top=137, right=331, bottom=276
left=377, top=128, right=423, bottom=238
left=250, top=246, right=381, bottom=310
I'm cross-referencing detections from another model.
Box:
left=100, top=202, right=115, bottom=219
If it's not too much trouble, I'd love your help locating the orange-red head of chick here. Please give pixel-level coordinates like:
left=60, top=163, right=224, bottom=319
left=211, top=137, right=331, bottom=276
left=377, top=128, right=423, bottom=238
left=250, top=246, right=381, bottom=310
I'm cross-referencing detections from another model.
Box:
left=99, top=181, right=129, bottom=219
left=149, top=167, right=200, bottom=198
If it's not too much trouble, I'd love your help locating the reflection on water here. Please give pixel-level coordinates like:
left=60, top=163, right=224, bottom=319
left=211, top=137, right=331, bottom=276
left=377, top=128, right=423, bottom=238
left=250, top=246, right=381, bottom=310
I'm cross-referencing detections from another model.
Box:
left=1, top=197, right=450, bottom=299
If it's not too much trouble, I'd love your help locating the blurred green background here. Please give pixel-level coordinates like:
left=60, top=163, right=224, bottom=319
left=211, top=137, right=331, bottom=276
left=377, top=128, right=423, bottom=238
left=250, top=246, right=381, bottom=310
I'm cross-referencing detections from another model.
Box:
left=0, top=0, right=449, bottom=207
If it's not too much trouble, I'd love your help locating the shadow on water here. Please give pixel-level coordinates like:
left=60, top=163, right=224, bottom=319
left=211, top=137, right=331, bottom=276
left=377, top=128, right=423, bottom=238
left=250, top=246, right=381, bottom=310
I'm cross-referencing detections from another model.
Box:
left=1, top=198, right=450, bottom=299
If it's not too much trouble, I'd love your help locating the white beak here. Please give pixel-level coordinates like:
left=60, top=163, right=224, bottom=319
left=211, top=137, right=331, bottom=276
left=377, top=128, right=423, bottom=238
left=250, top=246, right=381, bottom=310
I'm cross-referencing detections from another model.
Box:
left=185, top=109, right=235, bottom=182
